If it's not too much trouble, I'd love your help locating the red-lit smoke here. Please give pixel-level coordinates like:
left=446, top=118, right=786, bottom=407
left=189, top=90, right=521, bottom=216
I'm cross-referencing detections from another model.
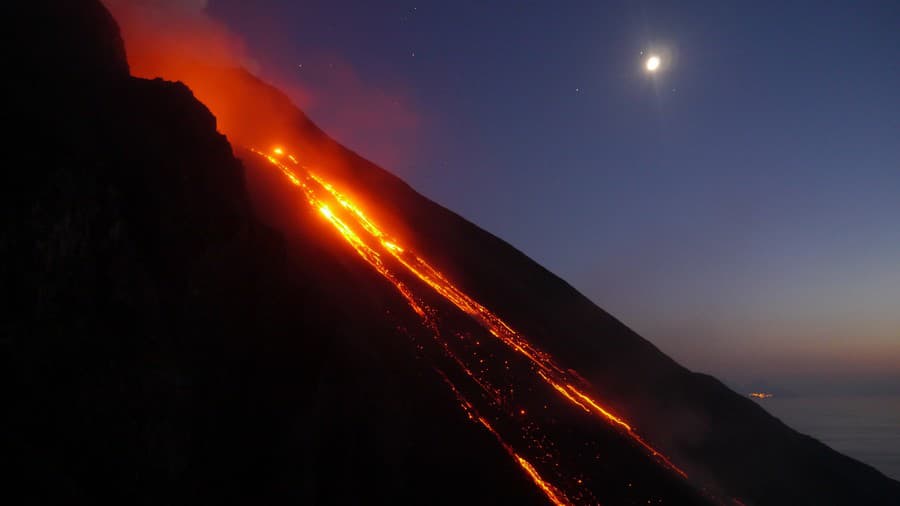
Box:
left=103, top=0, right=419, bottom=169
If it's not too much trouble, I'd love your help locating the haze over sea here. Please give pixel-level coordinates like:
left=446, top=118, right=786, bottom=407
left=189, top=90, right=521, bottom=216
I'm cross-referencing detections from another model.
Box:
left=753, top=395, right=900, bottom=481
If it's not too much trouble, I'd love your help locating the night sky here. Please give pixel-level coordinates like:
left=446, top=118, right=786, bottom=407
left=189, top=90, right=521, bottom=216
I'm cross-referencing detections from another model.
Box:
left=207, top=1, right=900, bottom=393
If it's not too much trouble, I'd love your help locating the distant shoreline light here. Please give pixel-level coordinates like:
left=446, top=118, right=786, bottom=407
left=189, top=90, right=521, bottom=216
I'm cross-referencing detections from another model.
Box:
left=749, top=392, right=774, bottom=399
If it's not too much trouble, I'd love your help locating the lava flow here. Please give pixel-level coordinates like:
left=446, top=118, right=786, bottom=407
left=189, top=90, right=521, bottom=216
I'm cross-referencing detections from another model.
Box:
left=250, top=147, right=690, bottom=504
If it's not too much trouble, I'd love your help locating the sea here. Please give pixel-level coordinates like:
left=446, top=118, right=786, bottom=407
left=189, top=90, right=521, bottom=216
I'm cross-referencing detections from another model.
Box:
left=752, top=395, right=900, bottom=481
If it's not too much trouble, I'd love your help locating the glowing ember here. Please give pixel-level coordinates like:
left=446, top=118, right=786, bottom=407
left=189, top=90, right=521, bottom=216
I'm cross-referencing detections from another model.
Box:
left=437, top=370, right=574, bottom=506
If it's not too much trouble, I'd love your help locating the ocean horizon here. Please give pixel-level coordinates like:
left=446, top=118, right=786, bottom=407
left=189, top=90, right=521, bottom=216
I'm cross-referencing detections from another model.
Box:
left=753, top=394, right=900, bottom=482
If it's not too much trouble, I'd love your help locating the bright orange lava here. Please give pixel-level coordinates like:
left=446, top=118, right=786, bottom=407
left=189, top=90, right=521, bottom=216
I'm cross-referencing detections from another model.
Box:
left=250, top=146, right=688, bottom=503
left=437, top=370, right=574, bottom=506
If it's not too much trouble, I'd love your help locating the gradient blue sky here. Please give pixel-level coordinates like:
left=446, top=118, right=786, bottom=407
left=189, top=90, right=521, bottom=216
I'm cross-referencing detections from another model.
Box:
left=208, top=1, right=900, bottom=393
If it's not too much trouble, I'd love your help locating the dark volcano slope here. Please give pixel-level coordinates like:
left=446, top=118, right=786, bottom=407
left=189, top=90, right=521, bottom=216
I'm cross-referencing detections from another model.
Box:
left=8, top=2, right=706, bottom=505
left=5, top=2, right=559, bottom=505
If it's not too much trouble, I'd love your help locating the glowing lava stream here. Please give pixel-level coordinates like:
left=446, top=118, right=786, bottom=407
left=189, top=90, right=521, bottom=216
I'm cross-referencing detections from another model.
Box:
left=251, top=147, right=687, bottom=498
left=251, top=148, right=579, bottom=504
left=251, top=149, right=572, bottom=506
left=435, top=369, right=573, bottom=506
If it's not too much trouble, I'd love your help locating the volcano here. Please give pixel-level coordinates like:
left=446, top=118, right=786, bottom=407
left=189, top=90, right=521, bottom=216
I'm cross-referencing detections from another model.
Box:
left=6, top=2, right=899, bottom=505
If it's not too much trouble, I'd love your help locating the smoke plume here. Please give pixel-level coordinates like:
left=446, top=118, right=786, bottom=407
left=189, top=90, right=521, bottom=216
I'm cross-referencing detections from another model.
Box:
left=103, top=0, right=420, bottom=170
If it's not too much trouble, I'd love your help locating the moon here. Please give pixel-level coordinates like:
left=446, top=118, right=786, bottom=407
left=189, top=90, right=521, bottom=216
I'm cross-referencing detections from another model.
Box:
left=646, top=55, right=661, bottom=72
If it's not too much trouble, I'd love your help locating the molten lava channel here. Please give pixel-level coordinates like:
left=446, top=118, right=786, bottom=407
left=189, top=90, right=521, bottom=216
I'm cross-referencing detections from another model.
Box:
left=250, top=147, right=688, bottom=504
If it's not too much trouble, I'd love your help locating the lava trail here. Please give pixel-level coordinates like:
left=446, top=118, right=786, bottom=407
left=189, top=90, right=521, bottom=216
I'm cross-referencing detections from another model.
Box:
left=250, top=147, right=690, bottom=504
